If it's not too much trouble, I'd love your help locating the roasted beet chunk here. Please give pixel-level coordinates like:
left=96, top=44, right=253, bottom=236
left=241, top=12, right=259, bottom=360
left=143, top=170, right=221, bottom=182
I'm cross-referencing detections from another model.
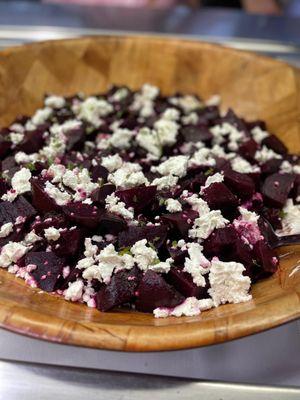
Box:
left=181, top=125, right=212, bottom=143
left=262, top=173, right=294, bottom=208
left=18, top=127, right=45, bottom=153
left=238, top=139, right=258, bottom=161
left=26, top=251, right=65, bottom=292
left=161, top=210, right=198, bottom=238
left=260, top=159, right=282, bottom=176
left=0, top=136, right=11, bottom=159
left=31, top=178, right=60, bottom=214
left=65, top=125, right=86, bottom=151
left=90, top=165, right=109, bottom=182
left=118, top=224, right=168, bottom=249
left=53, top=228, right=82, bottom=258
left=63, top=202, right=103, bottom=229
left=31, top=213, right=66, bottom=234
left=167, top=267, right=208, bottom=299
left=99, top=212, right=127, bottom=234
left=202, top=182, right=238, bottom=215
left=0, top=195, right=36, bottom=226
left=96, top=267, right=142, bottom=312
left=135, top=270, right=184, bottom=313
left=262, top=135, right=287, bottom=155
left=253, top=240, right=278, bottom=273
left=91, top=184, right=116, bottom=205
left=115, top=185, right=157, bottom=213
left=203, top=226, right=237, bottom=257
left=223, top=169, right=255, bottom=199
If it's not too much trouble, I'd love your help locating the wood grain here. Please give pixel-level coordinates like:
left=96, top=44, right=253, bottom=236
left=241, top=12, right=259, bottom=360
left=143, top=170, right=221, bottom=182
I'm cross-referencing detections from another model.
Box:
left=0, top=36, right=300, bottom=351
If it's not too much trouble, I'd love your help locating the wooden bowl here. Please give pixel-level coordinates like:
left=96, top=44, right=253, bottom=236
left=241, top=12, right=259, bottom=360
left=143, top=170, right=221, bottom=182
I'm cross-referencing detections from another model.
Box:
left=0, top=36, right=300, bottom=352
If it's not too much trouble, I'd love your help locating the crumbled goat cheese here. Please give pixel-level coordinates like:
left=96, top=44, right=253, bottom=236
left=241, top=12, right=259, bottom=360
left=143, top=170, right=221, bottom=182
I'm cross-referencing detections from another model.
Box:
left=105, top=193, right=135, bottom=220
left=47, top=164, right=66, bottom=183
left=154, top=297, right=214, bottom=318
left=189, top=210, right=229, bottom=241
left=165, top=198, right=182, bottom=213
left=62, top=168, right=97, bottom=201
left=110, top=87, right=129, bottom=102
left=188, top=148, right=216, bottom=168
left=183, top=243, right=210, bottom=287
left=39, top=126, right=67, bottom=159
left=169, top=95, right=201, bottom=114
left=233, top=207, right=262, bottom=245
left=251, top=126, right=269, bottom=144
left=10, top=123, right=25, bottom=133
left=14, top=152, right=39, bottom=165
left=9, top=132, right=24, bottom=145
left=108, top=162, right=149, bottom=188
left=201, top=172, right=224, bottom=193
left=2, top=168, right=32, bottom=201
left=153, top=155, right=188, bottom=178
left=161, top=108, right=180, bottom=121
left=101, top=154, right=123, bottom=172
left=131, top=239, right=173, bottom=273
left=45, top=95, right=66, bottom=109
left=24, top=231, right=42, bottom=245
left=231, top=156, right=260, bottom=174
left=0, top=242, right=28, bottom=268
left=152, top=175, right=179, bottom=190
left=136, top=127, right=161, bottom=158
left=64, top=280, right=84, bottom=302
left=255, top=146, right=282, bottom=163
left=206, top=94, right=221, bottom=106
left=154, top=119, right=179, bottom=146
left=277, top=199, right=300, bottom=236
left=44, top=227, right=61, bottom=241
left=109, top=128, right=135, bottom=150
left=184, top=194, right=210, bottom=215
left=131, top=83, right=159, bottom=118
left=0, top=222, right=14, bottom=238
left=74, top=97, right=113, bottom=127
left=208, top=258, right=252, bottom=306
left=280, top=160, right=300, bottom=174
left=45, top=181, right=71, bottom=206
left=181, top=112, right=199, bottom=125
left=31, top=107, right=52, bottom=126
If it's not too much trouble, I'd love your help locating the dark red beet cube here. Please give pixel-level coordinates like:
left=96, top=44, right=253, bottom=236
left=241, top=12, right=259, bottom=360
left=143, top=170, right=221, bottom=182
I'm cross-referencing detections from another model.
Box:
left=262, top=135, right=287, bottom=155
left=261, top=159, right=282, bottom=176
left=253, top=240, right=278, bottom=273
left=31, top=213, right=66, bottom=235
left=65, top=126, right=86, bottom=151
left=96, top=267, right=142, bottom=312
left=238, top=139, right=258, bottom=161
left=202, top=182, right=238, bottom=214
left=223, top=169, right=255, bottom=199
left=90, top=165, right=108, bottom=182
left=203, top=226, right=237, bottom=257
left=53, top=228, right=82, bottom=258
left=18, top=128, right=45, bottom=153
left=166, top=243, right=188, bottom=265
left=118, top=224, right=167, bottom=249
left=0, top=136, right=11, bottom=159
left=63, top=202, right=103, bottom=229
left=91, top=184, right=116, bottom=205
left=116, top=185, right=157, bottom=213
left=181, top=125, right=212, bottom=143
left=167, top=267, right=208, bottom=299
left=99, top=212, right=127, bottom=234
left=161, top=209, right=198, bottom=238
left=135, top=270, right=184, bottom=313
left=26, top=251, right=66, bottom=292
left=262, top=173, right=294, bottom=208
left=31, top=178, right=60, bottom=214
left=0, top=195, right=36, bottom=226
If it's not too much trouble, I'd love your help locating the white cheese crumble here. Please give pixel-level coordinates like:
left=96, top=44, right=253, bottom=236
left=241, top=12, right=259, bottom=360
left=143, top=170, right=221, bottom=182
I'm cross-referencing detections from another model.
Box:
left=31, top=107, right=52, bottom=126
left=206, top=94, right=221, bottom=106
left=277, top=199, right=300, bottom=236
left=45, top=95, right=66, bottom=109
left=0, top=242, right=28, bottom=268
left=161, top=108, right=180, bottom=121
left=189, top=210, right=229, bottom=241
left=46, top=164, right=66, bottom=183
left=74, top=97, right=113, bottom=127
left=210, top=122, right=244, bottom=149
left=183, top=243, right=210, bottom=287
left=153, top=155, right=188, bottom=178
left=188, top=148, right=216, bottom=168
left=9, top=132, right=24, bottom=145
left=0, top=222, right=14, bottom=238
left=136, top=127, right=161, bottom=158
left=251, top=126, right=269, bottom=144
left=14, top=151, right=39, bottom=165
left=105, top=193, right=135, bottom=220
left=165, top=198, right=182, bottom=213
left=45, top=181, right=71, bottom=206
left=255, top=146, right=282, bottom=163
left=208, top=258, right=252, bottom=306
left=153, top=119, right=179, bottom=146
left=231, top=156, right=260, bottom=174
left=44, top=227, right=61, bottom=241
left=201, top=172, right=224, bottom=193
left=109, top=128, right=135, bottom=150
left=181, top=112, right=199, bottom=125
left=2, top=168, right=32, bottom=202
left=101, top=154, right=123, bottom=172
left=184, top=194, right=210, bottom=215
left=169, top=95, right=202, bottom=114
left=131, top=83, right=159, bottom=118
left=64, top=280, right=84, bottom=302
left=62, top=168, right=97, bottom=201
left=131, top=239, right=173, bottom=273
left=24, top=231, right=42, bottom=245
left=108, top=162, right=149, bottom=188
left=154, top=297, right=214, bottom=318
left=109, top=87, right=129, bottom=102
left=152, top=175, right=179, bottom=190
left=280, top=160, right=300, bottom=174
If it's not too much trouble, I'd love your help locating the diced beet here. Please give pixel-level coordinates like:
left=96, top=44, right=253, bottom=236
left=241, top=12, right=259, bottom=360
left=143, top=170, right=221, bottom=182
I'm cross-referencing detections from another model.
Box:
left=31, top=178, right=60, bottom=214
left=18, top=128, right=45, bottom=153
left=203, top=226, right=237, bottom=257
left=253, top=240, right=278, bottom=273
left=0, top=178, right=9, bottom=197
left=177, top=173, right=206, bottom=194
left=63, top=202, right=103, bottom=229
left=91, top=184, right=116, bottom=205
left=262, top=173, right=294, bottom=208
left=0, top=136, right=11, bottom=159
left=222, top=109, right=248, bottom=132
left=118, top=224, right=168, bottom=249
left=31, top=213, right=66, bottom=235
left=167, top=267, right=208, bottom=299
left=26, top=251, right=66, bottom=292
left=202, top=182, right=238, bottom=215
left=166, top=243, right=188, bottom=265
left=238, top=139, right=258, bottom=161
left=0, top=195, right=36, bottom=226
left=198, top=106, right=220, bottom=125
left=291, top=174, right=300, bottom=203
left=115, top=185, right=157, bottom=213
left=181, top=125, right=212, bottom=143
left=230, top=239, right=253, bottom=268
left=1, top=156, right=18, bottom=180
left=0, top=224, right=26, bottom=248
left=261, top=208, right=282, bottom=230
left=262, top=135, right=287, bottom=155
left=261, top=159, right=282, bottom=176
left=96, top=267, right=142, bottom=312
left=135, top=270, right=184, bottom=313
left=65, top=126, right=86, bottom=151
left=90, top=165, right=108, bottom=182
left=223, top=169, right=255, bottom=199
left=53, top=228, right=82, bottom=258
left=161, top=210, right=198, bottom=238
left=58, top=267, right=82, bottom=291
left=99, top=212, right=127, bottom=234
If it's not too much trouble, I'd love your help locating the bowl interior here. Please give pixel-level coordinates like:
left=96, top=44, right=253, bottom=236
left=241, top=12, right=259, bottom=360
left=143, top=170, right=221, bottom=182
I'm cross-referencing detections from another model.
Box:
left=0, top=36, right=300, bottom=351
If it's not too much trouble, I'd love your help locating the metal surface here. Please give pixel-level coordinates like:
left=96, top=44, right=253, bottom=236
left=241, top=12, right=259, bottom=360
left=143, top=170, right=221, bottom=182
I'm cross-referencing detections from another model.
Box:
left=1, top=359, right=300, bottom=400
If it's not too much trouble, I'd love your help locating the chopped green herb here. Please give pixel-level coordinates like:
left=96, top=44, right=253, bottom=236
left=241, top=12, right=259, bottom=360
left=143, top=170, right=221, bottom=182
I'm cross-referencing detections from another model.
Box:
left=159, top=198, right=166, bottom=206
left=153, top=236, right=160, bottom=242
left=204, top=167, right=214, bottom=176
left=172, top=240, right=178, bottom=248
left=252, top=259, right=261, bottom=267
left=118, top=247, right=132, bottom=256
left=279, top=210, right=287, bottom=219
left=25, top=162, right=36, bottom=172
